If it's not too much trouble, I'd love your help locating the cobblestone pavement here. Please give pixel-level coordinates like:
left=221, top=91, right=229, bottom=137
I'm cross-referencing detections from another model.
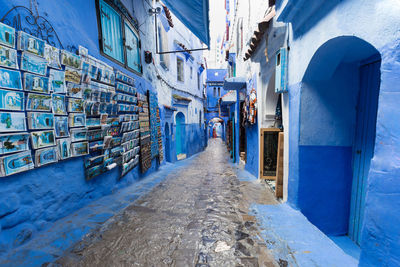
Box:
left=56, top=139, right=280, bottom=267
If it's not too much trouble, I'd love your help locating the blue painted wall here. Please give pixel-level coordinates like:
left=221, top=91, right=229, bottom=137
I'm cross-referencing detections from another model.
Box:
left=0, top=0, right=207, bottom=256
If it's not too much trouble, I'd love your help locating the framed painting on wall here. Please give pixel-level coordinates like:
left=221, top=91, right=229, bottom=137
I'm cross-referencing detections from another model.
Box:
left=35, top=146, right=58, bottom=167
left=26, top=93, right=52, bottom=111
left=0, top=89, right=24, bottom=111
left=30, top=130, right=55, bottom=149
left=70, top=127, right=87, bottom=142
left=49, top=69, right=66, bottom=93
left=0, top=45, right=18, bottom=69
left=67, top=98, right=84, bottom=113
left=54, top=116, right=69, bottom=137
left=0, top=22, right=15, bottom=48
left=65, top=67, right=82, bottom=84
left=57, top=138, right=71, bottom=160
left=0, top=150, right=34, bottom=176
left=44, top=44, right=61, bottom=69
left=69, top=113, right=86, bottom=128
left=24, top=73, right=49, bottom=93
left=67, top=83, right=83, bottom=98
left=27, top=112, right=54, bottom=130
left=52, top=94, right=66, bottom=115
left=17, top=31, right=45, bottom=57
left=0, top=111, right=26, bottom=132
left=0, top=67, right=23, bottom=90
left=0, top=133, right=30, bottom=155
left=20, top=52, right=47, bottom=76
left=71, top=141, right=89, bottom=157
left=61, top=50, right=82, bottom=69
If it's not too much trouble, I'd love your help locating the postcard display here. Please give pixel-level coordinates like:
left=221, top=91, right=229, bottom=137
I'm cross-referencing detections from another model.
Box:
left=138, top=92, right=152, bottom=173
left=0, top=22, right=146, bottom=179
left=148, top=91, right=163, bottom=162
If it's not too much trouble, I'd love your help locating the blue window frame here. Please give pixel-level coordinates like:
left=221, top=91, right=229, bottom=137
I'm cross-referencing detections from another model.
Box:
left=97, top=0, right=142, bottom=74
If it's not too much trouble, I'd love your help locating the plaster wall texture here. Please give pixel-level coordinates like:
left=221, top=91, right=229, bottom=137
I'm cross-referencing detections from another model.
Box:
left=277, top=0, right=400, bottom=265
left=0, top=0, right=206, bottom=256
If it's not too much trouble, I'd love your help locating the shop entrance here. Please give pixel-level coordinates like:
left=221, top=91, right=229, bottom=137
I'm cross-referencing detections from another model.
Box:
left=298, top=36, right=381, bottom=244
left=239, top=101, right=247, bottom=162
left=175, top=112, right=186, bottom=160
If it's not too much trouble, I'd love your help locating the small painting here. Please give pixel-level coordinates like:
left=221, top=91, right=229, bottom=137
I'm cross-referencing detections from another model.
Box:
left=85, top=164, right=105, bottom=180
left=71, top=141, right=89, bottom=157
left=67, top=98, right=84, bottom=113
left=24, top=73, right=49, bottom=93
left=0, top=89, right=24, bottom=111
left=44, top=44, right=61, bottom=69
left=86, top=117, right=100, bottom=128
left=30, top=130, right=55, bottom=149
left=17, top=31, right=45, bottom=57
left=0, top=45, right=18, bottom=69
left=0, top=67, right=22, bottom=90
left=57, top=138, right=71, bottom=160
left=0, top=22, right=15, bottom=48
left=26, top=93, right=52, bottom=111
left=67, top=83, right=83, bottom=98
left=65, top=66, right=82, bottom=84
left=52, top=94, right=66, bottom=115
left=20, top=52, right=47, bottom=76
left=70, top=128, right=87, bottom=142
left=54, top=116, right=69, bottom=137
left=61, top=50, right=81, bottom=69
left=0, top=151, right=34, bottom=176
left=35, top=146, right=58, bottom=167
left=69, top=113, right=86, bottom=127
left=49, top=69, right=66, bottom=93
left=0, top=112, right=26, bottom=132
left=87, top=129, right=103, bottom=141
left=27, top=112, right=54, bottom=130
left=0, top=133, right=30, bottom=155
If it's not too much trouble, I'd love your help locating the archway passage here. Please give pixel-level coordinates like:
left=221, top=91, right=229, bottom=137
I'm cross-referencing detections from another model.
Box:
left=208, top=117, right=225, bottom=140
left=175, top=112, right=186, bottom=160
left=298, top=36, right=381, bottom=245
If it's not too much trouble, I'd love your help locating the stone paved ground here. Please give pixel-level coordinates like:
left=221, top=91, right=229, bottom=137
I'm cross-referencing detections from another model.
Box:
left=56, top=139, right=279, bottom=267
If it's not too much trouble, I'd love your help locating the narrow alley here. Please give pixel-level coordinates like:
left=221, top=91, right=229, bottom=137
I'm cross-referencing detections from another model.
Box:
left=56, top=139, right=278, bottom=267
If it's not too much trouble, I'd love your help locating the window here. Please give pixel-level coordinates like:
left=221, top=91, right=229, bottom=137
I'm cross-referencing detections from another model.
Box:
left=190, top=66, right=193, bottom=79
left=177, top=57, right=184, bottom=82
left=197, top=72, right=201, bottom=90
left=158, top=23, right=169, bottom=69
left=97, top=0, right=142, bottom=74
left=218, top=87, right=221, bottom=97
left=213, top=87, right=216, bottom=97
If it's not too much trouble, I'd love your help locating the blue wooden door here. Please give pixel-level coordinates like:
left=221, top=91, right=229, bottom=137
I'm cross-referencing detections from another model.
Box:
left=175, top=113, right=185, bottom=156
left=349, top=58, right=381, bottom=245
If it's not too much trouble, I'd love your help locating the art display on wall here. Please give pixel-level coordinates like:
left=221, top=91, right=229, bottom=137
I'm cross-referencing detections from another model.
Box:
left=67, top=83, right=83, bottom=98
left=24, top=73, right=50, bottom=93
left=54, top=116, right=69, bottom=137
left=17, top=31, right=45, bottom=57
left=35, top=146, right=58, bottom=167
left=44, top=44, right=61, bottom=69
left=27, top=112, right=54, bottom=130
left=71, top=141, right=89, bottom=157
left=70, top=128, right=87, bottom=142
left=61, top=50, right=81, bottom=69
left=0, top=112, right=26, bottom=132
left=0, top=133, right=30, bottom=155
left=49, top=69, right=66, bottom=93
left=20, top=52, right=47, bottom=76
left=0, top=150, right=34, bottom=176
left=30, top=130, right=55, bottom=149
left=69, top=113, right=86, bottom=127
left=26, top=93, right=52, bottom=111
left=0, top=22, right=15, bottom=48
left=0, top=89, right=24, bottom=111
left=0, top=67, right=22, bottom=90
left=67, top=98, right=84, bottom=113
left=0, top=45, right=18, bottom=69
left=65, top=66, right=82, bottom=84
left=52, top=94, right=66, bottom=115
left=57, top=138, right=71, bottom=160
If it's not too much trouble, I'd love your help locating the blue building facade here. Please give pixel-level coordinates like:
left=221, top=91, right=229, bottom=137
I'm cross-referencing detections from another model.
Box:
left=276, top=0, right=400, bottom=265
left=0, top=0, right=206, bottom=256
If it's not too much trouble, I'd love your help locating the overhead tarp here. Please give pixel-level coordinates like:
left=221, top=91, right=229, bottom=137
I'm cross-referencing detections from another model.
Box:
left=223, top=77, right=247, bottom=91
left=162, top=0, right=210, bottom=46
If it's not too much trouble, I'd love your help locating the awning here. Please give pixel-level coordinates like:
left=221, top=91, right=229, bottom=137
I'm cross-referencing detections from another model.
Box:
left=162, top=0, right=210, bottom=46
left=223, top=77, right=247, bottom=91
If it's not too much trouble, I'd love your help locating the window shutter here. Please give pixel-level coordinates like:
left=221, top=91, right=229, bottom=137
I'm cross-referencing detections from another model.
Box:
left=124, top=22, right=141, bottom=73
left=100, top=0, right=124, bottom=63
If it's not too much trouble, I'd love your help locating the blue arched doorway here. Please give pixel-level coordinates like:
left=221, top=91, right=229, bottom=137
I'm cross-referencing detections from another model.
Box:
left=175, top=112, right=186, bottom=159
left=298, top=36, right=381, bottom=245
